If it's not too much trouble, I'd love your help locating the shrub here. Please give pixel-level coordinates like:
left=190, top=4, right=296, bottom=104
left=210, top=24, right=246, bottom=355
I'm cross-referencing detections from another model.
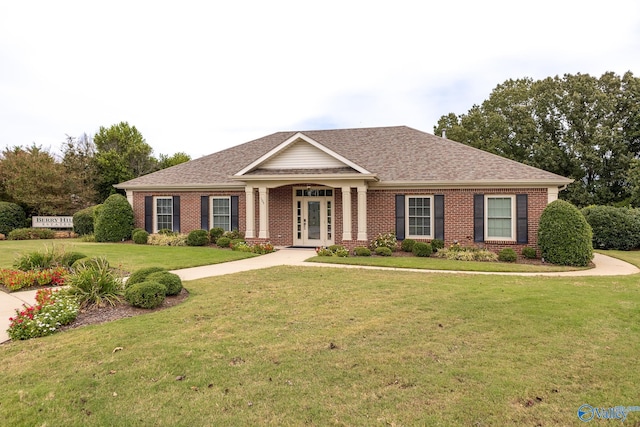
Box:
left=473, top=249, right=499, bottom=262
left=370, top=232, right=398, bottom=251
left=216, top=236, right=231, bottom=248
left=231, top=241, right=253, bottom=252
left=60, top=251, right=87, bottom=268
left=132, top=229, right=149, bottom=244
left=521, top=247, right=537, bottom=259
left=316, top=247, right=333, bottom=256
left=187, top=229, right=210, bottom=246
left=73, top=205, right=99, bottom=236
left=230, top=238, right=246, bottom=248
left=375, top=247, right=393, bottom=256
left=158, top=228, right=175, bottom=235
left=498, top=248, right=517, bottom=262
left=124, top=281, right=167, bottom=309
left=251, top=242, right=275, bottom=254
left=333, top=247, right=349, bottom=257
left=147, top=233, right=187, bottom=246
left=353, top=246, right=371, bottom=256
left=8, top=228, right=55, bottom=240
left=538, top=200, right=593, bottom=267
left=210, top=227, right=225, bottom=241
left=434, top=247, right=499, bottom=262
left=412, top=242, right=433, bottom=257
left=430, top=239, right=445, bottom=252
left=13, top=248, right=56, bottom=271
left=7, top=289, right=79, bottom=340
left=94, top=194, right=134, bottom=242
left=146, top=271, right=183, bottom=296
left=64, top=257, right=123, bottom=308
left=0, top=202, right=26, bottom=236
left=126, top=266, right=167, bottom=287
left=581, top=205, right=640, bottom=250
left=224, top=230, right=244, bottom=240
left=401, top=239, right=416, bottom=252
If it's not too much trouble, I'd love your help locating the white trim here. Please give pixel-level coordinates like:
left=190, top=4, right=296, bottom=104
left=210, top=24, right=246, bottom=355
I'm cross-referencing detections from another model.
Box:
left=234, top=133, right=372, bottom=176
left=210, top=196, right=232, bottom=232
left=372, top=180, right=572, bottom=189
left=245, top=187, right=255, bottom=238
left=484, top=195, right=516, bottom=242
left=547, top=186, right=559, bottom=203
left=292, top=186, right=335, bottom=246
left=405, top=195, right=434, bottom=239
left=154, top=196, right=173, bottom=233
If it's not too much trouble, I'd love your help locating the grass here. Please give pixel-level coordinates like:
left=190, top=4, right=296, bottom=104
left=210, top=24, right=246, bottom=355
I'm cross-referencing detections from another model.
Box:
left=1, top=266, right=640, bottom=425
left=0, top=239, right=257, bottom=272
left=596, top=249, right=640, bottom=268
left=307, top=253, right=584, bottom=273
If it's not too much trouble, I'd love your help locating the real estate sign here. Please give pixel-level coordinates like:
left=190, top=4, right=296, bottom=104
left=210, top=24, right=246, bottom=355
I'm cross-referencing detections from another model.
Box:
left=32, top=216, right=74, bottom=228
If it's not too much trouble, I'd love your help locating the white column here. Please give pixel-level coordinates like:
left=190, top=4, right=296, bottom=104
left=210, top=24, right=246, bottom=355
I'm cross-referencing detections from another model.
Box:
left=547, top=187, right=559, bottom=204
left=357, top=186, right=368, bottom=241
left=125, top=190, right=134, bottom=207
left=245, top=186, right=255, bottom=238
left=258, top=187, right=270, bottom=239
left=342, top=186, right=352, bottom=241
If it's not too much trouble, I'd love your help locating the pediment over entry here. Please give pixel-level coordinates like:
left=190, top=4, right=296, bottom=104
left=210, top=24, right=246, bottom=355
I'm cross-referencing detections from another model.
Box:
left=234, top=132, right=371, bottom=176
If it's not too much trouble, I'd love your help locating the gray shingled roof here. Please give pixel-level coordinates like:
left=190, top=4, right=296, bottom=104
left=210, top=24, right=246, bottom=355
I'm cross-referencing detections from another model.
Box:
left=115, top=126, right=572, bottom=189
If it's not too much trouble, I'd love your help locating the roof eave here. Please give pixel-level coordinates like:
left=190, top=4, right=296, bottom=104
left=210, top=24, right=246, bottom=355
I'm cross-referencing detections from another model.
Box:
left=113, top=182, right=245, bottom=192
left=371, top=179, right=573, bottom=189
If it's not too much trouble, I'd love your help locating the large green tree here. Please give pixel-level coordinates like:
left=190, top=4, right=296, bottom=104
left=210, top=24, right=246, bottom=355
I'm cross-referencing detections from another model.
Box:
left=94, top=122, right=157, bottom=200
left=435, top=71, right=640, bottom=207
left=62, top=133, right=100, bottom=207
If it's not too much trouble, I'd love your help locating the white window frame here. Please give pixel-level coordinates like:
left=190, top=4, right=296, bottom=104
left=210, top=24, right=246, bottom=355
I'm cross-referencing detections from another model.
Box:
left=154, top=196, right=173, bottom=233
left=485, top=195, right=516, bottom=241
left=406, top=195, right=433, bottom=239
left=210, top=196, right=231, bottom=231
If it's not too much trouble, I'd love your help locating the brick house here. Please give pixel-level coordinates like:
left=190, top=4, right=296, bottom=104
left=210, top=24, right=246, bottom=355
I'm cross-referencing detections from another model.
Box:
left=115, top=126, right=572, bottom=251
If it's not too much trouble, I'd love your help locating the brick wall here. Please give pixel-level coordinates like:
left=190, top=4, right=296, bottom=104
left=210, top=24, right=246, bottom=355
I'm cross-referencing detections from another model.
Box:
left=132, top=186, right=548, bottom=253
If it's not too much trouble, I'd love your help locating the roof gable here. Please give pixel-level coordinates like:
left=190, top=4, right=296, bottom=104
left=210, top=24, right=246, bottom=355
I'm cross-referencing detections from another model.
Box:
left=234, top=132, right=371, bottom=176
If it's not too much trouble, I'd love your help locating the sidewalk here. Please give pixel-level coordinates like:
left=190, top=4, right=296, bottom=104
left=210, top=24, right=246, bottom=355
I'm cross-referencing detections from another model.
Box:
left=2, top=249, right=638, bottom=343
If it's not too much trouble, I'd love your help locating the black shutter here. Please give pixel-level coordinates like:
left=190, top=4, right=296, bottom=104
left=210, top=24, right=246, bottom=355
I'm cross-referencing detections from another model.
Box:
left=201, top=196, right=209, bottom=230
left=434, top=194, right=444, bottom=240
left=473, top=194, right=484, bottom=242
left=516, top=194, right=528, bottom=244
left=144, top=196, right=153, bottom=233
left=231, top=195, right=239, bottom=231
left=172, top=196, right=180, bottom=232
left=395, top=195, right=405, bottom=240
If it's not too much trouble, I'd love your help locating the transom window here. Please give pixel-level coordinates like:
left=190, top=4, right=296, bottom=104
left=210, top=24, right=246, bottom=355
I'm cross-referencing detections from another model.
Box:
left=212, top=197, right=231, bottom=231
left=486, top=196, right=515, bottom=240
left=155, top=197, right=173, bottom=232
left=407, top=196, right=432, bottom=237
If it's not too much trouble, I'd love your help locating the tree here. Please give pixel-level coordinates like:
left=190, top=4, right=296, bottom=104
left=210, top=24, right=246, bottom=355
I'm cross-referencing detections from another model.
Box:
left=435, top=71, right=640, bottom=207
left=61, top=133, right=100, bottom=207
left=94, top=122, right=157, bottom=200
left=94, top=194, right=134, bottom=242
left=0, top=145, right=76, bottom=215
left=157, top=152, right=191, bottom=169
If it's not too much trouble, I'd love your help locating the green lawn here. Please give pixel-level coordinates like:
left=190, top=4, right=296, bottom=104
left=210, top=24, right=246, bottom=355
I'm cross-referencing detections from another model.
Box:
left=307, top=253, right=585, bottom=273
left=0, top=239, right=256, bottom=272
left=1, top=265, right=639, bottom=425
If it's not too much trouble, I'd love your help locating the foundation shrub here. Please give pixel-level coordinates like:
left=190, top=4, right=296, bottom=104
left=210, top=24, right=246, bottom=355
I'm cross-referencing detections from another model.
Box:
left=209, top=227, right=225, bottom=241
left=132, top=229, right=149, bottom=244
left=498, top=248, right=517, bottom=262
left=375, top=247, right=393, bottom=256
left=353, top=246, right=371, bottom=256
left=400, top=239, right=416, bottom=252
left=430, top=239, right=445, bottom=252
left=124, top=281, right=167, bottom=309
left=522, top=247, right=537, bottom=259
left=216, top=236, right=231, bottom=248
left=187, top=229, right=209, bottom=246
left=538, top=200, right=593, bottom=266
left=370, top=232, right=398, bottom=251
left=412, top=242, right=433, bottom=257
left=94, top=194, right=134, bottom=242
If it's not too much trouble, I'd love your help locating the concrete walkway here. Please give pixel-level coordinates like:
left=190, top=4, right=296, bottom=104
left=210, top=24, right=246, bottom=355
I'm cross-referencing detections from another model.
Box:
left=2, top=249, right=638, bottom=343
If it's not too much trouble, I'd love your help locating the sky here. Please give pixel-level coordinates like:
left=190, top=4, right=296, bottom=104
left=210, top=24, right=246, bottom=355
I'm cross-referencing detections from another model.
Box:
left=1, top=0, right=639, bottom=159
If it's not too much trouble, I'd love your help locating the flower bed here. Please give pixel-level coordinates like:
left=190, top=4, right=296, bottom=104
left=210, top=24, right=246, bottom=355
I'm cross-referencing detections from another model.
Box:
left=7, top=288, right=79, bottom=340
left=0, top=267, right=67, bottom=291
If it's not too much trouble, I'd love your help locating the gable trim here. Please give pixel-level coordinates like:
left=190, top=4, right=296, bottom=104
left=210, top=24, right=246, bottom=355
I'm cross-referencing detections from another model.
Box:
left=234, top=132, right=372, bottom=176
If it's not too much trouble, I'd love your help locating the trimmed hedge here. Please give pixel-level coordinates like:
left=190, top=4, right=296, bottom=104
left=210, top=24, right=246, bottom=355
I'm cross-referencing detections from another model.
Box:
left=375, top=247, right=393, bottom=256
left=8, top=227, right=55, bottom=240
left=132, top=229, right=149, bottom=244
left=0, top=202, right=26, bottom=236
left=521, top=247, right=537, bottom=259
left=498, top=248, right=517, bottom=262
left=124, top=281, right=166, bottom=309
left=353, top=246, right=371, bottom=256
left=538, top=200, right=593, bottom=266
left=126, top=266, right=167, bottom=287
left=187, top=229, right=209, bottom=246
left=73, top=205, right=100, bottom=236
left=94, top=194, right=134, bottom=242
left=216, top=236, right=231, bottom=248
left=401, top=239, right=416, bottom=252
left=581, top=205, right=640, bottom=250
left=146, top=271, right=183, bottom=296
left=412, top=242, right=433, bottom=257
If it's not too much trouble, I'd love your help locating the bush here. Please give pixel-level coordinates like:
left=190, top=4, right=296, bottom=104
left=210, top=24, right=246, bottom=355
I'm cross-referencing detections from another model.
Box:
left=73, top=205, right=99, bottom=236
left=412, top=242, right=433, bottom=257
left=353, top=246, right=371, bottom=256
left=216, top=236, right=231, bottom=248
left=94, top=194, right=134, bottom=242
left=581, top=205, right=640, bottom=250
left=538, top=200, right=593, bottom=267
left=126, top=266, right=167, bottom=287
left=71, top=256, right=110, bottom=270
left=147, top=233, right=187, bottom=246
left=187, top=229, right=210, bottom=246
left=124, top=281, right=166, bottom=309
left=60, top=251, right=87, bottom=268
left=8, top=228, right=55, bottom=240
left=12, top=245, right=81, bottom=270
left=7, top=289, right=78, bottom=340
left=223, top=230, right=244, bottom=240
left=370, top=232, right=397, bottom=251
left=146, top=271, right=183, bottom=296
left=522, top=247, right=537, bottom=259
left=401, top=239, right=416, bottom=252
left=0, top=202, right=26, bottom=236
left=498, top=248, right=517, bottom=262
left=210, top=227, right=225, bottom=241
left=430, top=239, right=445, bottom=252
left=64, top=257, right=123, bottom=308
left=375, top=247, right=393, bottom=256
left=316, top=247, right=333, bottom=256
left=132, top=229, right=149, bottom=244
left=251, top=242, right=275, bottom=254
